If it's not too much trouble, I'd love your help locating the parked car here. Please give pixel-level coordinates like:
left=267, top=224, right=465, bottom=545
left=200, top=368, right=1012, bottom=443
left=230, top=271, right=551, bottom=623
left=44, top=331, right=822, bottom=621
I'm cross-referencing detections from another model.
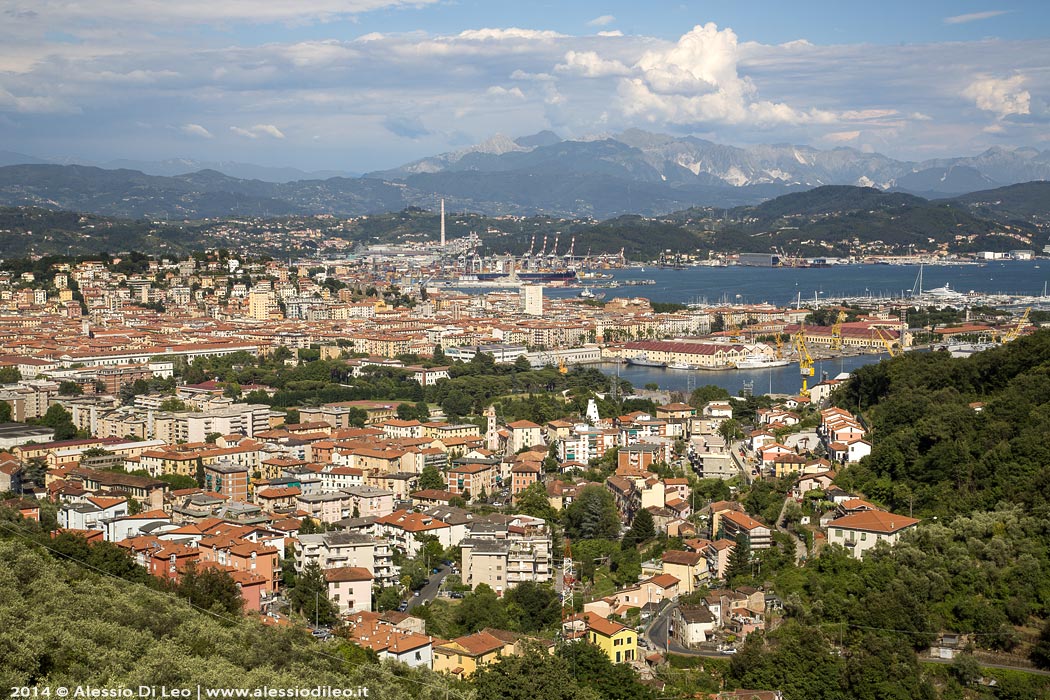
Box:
left=397, top=601, right=408, bottom=612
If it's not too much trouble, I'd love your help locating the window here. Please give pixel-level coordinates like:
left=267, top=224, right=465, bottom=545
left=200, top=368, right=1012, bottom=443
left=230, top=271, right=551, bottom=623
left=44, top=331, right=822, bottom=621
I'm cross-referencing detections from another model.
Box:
left=861, top=533, right=867, bottom=541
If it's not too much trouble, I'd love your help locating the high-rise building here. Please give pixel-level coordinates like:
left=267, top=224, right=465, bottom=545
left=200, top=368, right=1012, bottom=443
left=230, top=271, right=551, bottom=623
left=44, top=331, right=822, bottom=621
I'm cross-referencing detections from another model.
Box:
left=522, top=284, right=543, bottom=316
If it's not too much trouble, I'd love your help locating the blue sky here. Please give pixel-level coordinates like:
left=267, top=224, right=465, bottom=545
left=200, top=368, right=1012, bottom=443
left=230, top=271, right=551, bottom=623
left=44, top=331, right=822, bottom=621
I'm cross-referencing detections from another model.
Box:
left=1, top=0, right=1048, bottom=172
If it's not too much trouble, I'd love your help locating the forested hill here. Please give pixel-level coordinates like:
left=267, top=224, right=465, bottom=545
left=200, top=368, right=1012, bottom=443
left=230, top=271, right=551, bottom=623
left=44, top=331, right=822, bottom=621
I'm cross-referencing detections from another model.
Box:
left=834, top=328, right=1050, bottom=516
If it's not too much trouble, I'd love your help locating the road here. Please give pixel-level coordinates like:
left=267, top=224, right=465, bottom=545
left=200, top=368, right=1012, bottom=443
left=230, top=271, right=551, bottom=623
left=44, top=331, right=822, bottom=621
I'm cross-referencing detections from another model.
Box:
left=645, top=602, right=736, bottom=659
left=406, top=564, right=450, bottom=612
left=729, top=440, right=753, bottom=485
left=776, top=496, right=808, bottom=564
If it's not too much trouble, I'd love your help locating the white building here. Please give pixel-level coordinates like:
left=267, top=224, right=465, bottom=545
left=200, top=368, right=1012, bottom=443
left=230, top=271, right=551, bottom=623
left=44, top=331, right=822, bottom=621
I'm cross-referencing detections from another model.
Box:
left=521, top=284, right=543, bottom=316
left=826, top=510, right=919, bottom=559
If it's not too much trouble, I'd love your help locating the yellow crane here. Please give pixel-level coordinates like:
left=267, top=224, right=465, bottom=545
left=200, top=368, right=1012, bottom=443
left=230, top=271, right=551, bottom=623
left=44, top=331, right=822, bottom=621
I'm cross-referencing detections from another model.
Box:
left=872, top=326, right=900, bottom=357
left=830, top=311, right=847, bottom=351
left=794, top=326, right=815, bottom=397
left=558, top=358, right=568, bottom=375
left=1001, top=307, right=1031, bottom=343
left=774, top=331, right=784, bottom=360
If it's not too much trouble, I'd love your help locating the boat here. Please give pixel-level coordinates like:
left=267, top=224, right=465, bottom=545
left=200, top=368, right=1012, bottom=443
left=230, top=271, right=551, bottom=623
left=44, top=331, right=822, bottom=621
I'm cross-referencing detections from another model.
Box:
left=946, top=339, right=1000, bottom=358
left=666, top=362, right=700, bottom=370
left=579, top=287, right=596, bottom=299
left=734, top=354, right=792, bottom=369
left=626, top=354, right=667, bottom=368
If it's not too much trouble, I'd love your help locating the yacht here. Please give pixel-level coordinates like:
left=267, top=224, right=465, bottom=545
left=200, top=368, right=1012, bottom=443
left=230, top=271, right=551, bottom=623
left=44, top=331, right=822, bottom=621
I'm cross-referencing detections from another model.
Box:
left=735, top=354, right=791, bottom=369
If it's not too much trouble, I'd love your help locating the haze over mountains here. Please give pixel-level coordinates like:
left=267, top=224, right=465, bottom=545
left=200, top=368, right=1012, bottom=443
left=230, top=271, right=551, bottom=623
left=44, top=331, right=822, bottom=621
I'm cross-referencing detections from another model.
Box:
left=1, top=131, right=1048, bottom=219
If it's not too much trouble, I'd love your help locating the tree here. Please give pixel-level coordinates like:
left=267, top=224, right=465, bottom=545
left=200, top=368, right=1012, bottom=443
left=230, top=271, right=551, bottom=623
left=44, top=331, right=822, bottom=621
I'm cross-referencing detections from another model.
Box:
left=515, top=482, right=557, bottom=521
left=432, top=345, right=446, bottom=364
left=563, top=485, right=621, bottom=541
left=455, top=583, right=509, bottom=633
left=504, top=582, right=561, bottom=632
left=621, top=508, right=656, bottom=550
left=474, top=647, right=598, bottom=700
left=158, top=397, right=187, bottom=412
left=725, top=532, right=751, bottom=584
left=0, top=401, right=11, bottom=423
left=718, top=418, right=743, bottom=443
left=177, top=564, right=243, bottom=616
left=38, top=404, right=77, bottom=440
left=688, top=384, right=730, bottom=408
left=375, top=586, right=403, bottom=612
left=58, top=381, right=83, bottom=396
left=0, top=366, right=21, bottom=383
left=289, top=562, right=338, bottom=627
left=611, top=545, right=641, bottom=587
left=1032, top=620, right=1050, bottom=669
left=195, top=456, right=205, bottom=489
left=555, top=642, right=653, bottom=700
left=418, top=465, right=445, bottom=491
left=643, top=382, right=659, bottom=391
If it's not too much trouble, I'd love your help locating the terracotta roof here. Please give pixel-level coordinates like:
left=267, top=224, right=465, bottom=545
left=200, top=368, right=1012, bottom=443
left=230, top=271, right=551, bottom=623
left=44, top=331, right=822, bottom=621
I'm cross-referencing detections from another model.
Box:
left=586, top=615, right=630, bottom=637
left=662, top=550, right=703, bottom=566
left=828, top=510, right=919, bottom=534
left=324, top=566, right=374, bottom=583
left=721, top=510, right=767, bottom=531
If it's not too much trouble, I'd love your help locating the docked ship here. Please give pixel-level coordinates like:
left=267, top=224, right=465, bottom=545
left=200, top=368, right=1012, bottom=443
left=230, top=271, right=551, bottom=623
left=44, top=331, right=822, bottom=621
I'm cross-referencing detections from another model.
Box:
left=626, top=353, right=667, bottom=368
left=734, top=354, right=791, bottom=369
left=667, top=362, right=700, bottom=370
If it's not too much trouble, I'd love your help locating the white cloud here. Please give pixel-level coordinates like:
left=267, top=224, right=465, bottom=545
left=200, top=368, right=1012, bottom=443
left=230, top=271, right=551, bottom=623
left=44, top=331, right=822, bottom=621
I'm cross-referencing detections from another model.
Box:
left=556, top=50, right=631, bottom=77
left=1, top=0, right=441, bottom=28
left=486, top=86, right=526, bottom=99
left=587, top=15, right=616, bottom=27
left=963, top=74, right=1030, bottom=118
left=231, top=124, right=285, bottom=139
left=181, top=123, right=213, bottom=138
left=618, top=23, right=836, bottom=127
left=824, top=130, right=860, bottom=142
left=944, top=10, right=1009, bottom=24
left=457, top=28, right=566, bottom=42
left=597, top=30, right=624, bottom=37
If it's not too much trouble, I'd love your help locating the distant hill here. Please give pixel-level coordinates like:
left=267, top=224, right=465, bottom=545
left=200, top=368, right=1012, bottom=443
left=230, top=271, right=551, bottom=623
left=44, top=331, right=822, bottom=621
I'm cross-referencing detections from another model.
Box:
left=1, top=183, right=1044, bottom=260
left=2, top=134, right=1050, bottom=223
left=942, top=181, right=1050, bottom=226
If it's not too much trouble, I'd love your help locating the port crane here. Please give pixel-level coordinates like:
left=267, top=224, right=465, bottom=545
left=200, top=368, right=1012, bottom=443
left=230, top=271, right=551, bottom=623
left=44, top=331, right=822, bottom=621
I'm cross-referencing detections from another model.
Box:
left=1001, top=307, right=1031, bottom=343
left=830, top=311, right=847, bottom=351
left=774, top=332, right=784, bottom=360
left=794, top=326, right=815, bottom=397
left=871, top=326, right=900, bottom=357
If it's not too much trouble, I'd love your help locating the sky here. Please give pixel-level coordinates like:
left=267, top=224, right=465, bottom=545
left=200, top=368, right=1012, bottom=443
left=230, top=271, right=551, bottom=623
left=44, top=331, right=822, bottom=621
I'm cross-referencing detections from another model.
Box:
left=1, top=0, right=1048, bottom=172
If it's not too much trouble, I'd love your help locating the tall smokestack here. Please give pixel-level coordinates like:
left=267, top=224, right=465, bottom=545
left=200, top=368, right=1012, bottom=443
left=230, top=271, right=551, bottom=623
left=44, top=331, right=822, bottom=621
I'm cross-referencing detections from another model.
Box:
left=440, top=199, right=446, bottom=247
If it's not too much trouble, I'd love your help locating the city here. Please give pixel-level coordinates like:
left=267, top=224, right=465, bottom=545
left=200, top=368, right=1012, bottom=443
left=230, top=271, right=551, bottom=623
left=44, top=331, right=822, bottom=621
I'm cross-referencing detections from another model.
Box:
left=3, top=2, right=1050, bottom=700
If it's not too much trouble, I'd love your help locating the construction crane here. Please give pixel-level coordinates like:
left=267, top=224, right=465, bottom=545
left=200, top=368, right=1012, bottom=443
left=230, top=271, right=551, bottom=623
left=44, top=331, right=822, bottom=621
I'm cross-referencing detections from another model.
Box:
left=774, top=332, right=784, bottom=360
left=1001, top=307, right=1031, bottom=343
left=830, top=311, right=847, bottom=351
left=872, top=326, right=900, bottom=357
left=794, top=326, right=815, bottom=397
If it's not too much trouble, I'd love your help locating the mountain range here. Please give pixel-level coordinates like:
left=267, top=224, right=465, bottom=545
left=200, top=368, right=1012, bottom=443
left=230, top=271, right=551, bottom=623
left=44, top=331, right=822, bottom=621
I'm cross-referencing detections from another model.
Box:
left=0, top=131, right=1048, bottom=219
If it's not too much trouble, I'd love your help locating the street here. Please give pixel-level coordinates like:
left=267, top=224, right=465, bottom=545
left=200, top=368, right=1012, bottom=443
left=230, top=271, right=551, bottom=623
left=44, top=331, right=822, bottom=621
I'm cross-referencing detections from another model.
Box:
left=645, top=602, right=735, bottom=658
left=776, top=496, right=808, bottom=564
left=406, top=564, right=450, bottom=612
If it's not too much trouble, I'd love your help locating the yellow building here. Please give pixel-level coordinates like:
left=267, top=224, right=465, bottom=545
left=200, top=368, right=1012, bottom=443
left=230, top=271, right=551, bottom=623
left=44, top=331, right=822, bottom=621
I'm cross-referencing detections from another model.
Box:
left=432, top=631, right=507, bottom=677
left=586, top=616, right=637, bottom=664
